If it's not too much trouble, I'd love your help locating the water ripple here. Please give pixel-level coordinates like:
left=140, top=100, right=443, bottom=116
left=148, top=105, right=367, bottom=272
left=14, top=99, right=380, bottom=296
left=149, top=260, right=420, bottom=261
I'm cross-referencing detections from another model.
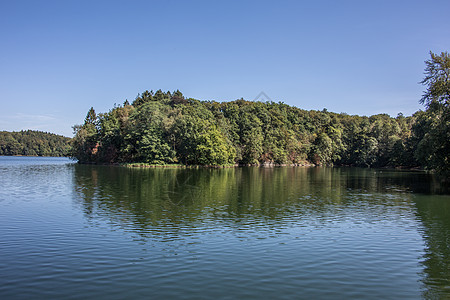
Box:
left=1, top=160, right=449, bottom=298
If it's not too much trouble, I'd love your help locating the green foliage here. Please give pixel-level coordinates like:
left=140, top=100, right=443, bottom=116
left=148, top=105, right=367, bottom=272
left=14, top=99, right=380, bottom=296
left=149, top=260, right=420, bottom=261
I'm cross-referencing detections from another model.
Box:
left=415, top=51, right=450, bottom=177
left=71, top=96, right=421, bottom=167
left=413, top=109, right=449, bottom=175
left=70, top=65, right=448, bottom=172
left=420, top=51, right=450, bottom=109
left=84, top=107, right=97, bottom=125
left=96, top=104, right=134, bottom=163
left=125, top=102, right=175, bottom=164
left=310, top=133, right=333, bottom=165
left=0, top=130, right=71, bottom=156
left=173, top=103, right=235, bottom=165
left=70, top=108, right=100, bottom=162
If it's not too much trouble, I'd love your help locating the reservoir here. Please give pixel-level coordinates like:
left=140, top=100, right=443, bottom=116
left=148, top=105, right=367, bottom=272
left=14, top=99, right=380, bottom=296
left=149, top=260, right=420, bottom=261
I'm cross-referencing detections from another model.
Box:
left=0, top=156, right=449, bottom=299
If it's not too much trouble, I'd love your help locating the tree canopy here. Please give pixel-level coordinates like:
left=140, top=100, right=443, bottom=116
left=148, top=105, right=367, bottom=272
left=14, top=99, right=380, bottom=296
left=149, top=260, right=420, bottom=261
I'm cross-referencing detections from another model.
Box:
left=0, top=130, right=71, bottom=156
left=68, top=53, right=449, bottom=178
left=420, top=51, right=450, bottom=109
left=69, top=90, right=414, bottom=168
left=415, top=51, right=450, bottom=176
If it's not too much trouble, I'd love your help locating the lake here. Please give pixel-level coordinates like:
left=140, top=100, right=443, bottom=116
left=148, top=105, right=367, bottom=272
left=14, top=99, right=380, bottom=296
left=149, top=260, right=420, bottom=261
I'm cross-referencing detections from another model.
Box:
left=0, top=156, right=449, bottom=299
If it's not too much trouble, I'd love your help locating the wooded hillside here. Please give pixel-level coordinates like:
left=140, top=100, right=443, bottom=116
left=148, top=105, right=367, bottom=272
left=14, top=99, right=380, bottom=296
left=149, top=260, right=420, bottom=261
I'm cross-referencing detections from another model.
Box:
left=70, top=92, right=424, bottom=168
left=70, top=52, right=449, bottom=176
left=0, top=130, right=71, bottom=157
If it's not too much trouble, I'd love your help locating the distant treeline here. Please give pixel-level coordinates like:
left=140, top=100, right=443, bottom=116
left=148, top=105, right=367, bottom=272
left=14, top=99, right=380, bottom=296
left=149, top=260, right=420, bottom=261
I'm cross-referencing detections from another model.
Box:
left=0, top=130, right=71, bottom=157
left=70, top=52, right=449, bottom=176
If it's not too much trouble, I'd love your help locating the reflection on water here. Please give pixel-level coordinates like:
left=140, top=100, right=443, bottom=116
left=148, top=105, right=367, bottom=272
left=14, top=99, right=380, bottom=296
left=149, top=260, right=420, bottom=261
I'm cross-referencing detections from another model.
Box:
left=1, top=157, right=449, bottom=299
left=72, top=165, right=450, bottom=298
left=73, top=166, right=441, bottom=227
left=74, top=167, right=412, bottom=235
left=414, top=196, right=450, bottom=298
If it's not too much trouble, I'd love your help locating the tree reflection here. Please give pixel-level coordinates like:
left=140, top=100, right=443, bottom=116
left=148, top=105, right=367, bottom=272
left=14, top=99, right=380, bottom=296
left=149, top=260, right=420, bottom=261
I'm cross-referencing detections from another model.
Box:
left=72, top=166, right=443, bottom=233
left=72, top=165, right=449, bottom=297
left=414, top=196, right=450, bottom=299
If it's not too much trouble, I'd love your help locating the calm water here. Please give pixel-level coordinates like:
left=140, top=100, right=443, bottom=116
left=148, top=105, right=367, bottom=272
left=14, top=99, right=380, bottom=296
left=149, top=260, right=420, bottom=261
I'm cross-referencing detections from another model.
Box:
left=0, top=156, right=449, bottom=299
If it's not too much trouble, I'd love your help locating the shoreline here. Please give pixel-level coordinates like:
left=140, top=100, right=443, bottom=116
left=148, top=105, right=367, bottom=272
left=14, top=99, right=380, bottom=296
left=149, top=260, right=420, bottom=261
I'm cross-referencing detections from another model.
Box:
left=121, top=162, right=316, bottom=169
left=103, top=162, right=425, bottom=171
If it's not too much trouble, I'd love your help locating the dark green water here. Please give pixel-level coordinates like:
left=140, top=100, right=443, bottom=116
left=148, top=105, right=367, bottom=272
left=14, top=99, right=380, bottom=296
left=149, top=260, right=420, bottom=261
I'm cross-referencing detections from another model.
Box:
left=0, top=156, right=449, bottom=299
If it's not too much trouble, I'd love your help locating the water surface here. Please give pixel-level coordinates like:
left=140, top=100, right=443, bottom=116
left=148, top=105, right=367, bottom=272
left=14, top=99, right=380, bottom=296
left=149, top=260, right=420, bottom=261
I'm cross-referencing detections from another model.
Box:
left=0, top=156, right=449, bottom=299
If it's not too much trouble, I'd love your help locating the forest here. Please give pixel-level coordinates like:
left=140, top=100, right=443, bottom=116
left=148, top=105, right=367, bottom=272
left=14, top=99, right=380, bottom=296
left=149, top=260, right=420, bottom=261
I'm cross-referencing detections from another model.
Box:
left=0, top=130, right=71, bottom=157
left=71, top=52, right=449, bottom=176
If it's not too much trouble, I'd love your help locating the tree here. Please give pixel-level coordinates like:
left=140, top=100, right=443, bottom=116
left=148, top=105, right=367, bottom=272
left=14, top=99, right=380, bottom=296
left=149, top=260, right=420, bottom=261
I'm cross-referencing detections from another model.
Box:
left=85, top=107, right=97, bottom=125
left=69, top=88, right=423, bottom=168
left=70, top=108, right=99, bottom=162
left=173, top=105, right=235, bottom=165
left=415, top=51, right=450, bottom=176
left=420, top=51, right=450, bottom=109
left=0, top=131, right=70, bottom=156
left=124, top=102, right=175, bottom=164
left=310, top=133, right=333, bottom=165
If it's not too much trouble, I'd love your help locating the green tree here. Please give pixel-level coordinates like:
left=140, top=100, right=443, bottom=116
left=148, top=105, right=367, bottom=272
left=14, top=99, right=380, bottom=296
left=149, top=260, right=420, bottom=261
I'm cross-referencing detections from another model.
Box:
left=310, top=132, right=333, bottom=165
left=124, top=102, right=175, bottom=164
left=96, top=105, right=134, bottom=163
left=355, top=135, right=379, bottom=167
left=0, top=130, right=70, bottom=157
left=85, top=107, right=97, bottom=125
left=173, top=104, right=235, bottom=165
left=415, top=51, right=450, bottom=176
left=71, top=108, right=99, bottom=162
left=420, top=51, right=450, bottom=108
left=68, top=88, right=422, bottom=168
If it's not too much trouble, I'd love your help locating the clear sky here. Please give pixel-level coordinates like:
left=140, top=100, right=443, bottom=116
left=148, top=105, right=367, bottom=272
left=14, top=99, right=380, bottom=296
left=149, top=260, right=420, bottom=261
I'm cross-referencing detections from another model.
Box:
left=1, top=0, right=449, bottom=137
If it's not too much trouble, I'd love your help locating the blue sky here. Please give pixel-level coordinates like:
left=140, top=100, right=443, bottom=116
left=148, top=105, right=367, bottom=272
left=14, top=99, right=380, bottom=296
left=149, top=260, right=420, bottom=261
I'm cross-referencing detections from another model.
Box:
left=1, top=0, right=449, bottom=137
